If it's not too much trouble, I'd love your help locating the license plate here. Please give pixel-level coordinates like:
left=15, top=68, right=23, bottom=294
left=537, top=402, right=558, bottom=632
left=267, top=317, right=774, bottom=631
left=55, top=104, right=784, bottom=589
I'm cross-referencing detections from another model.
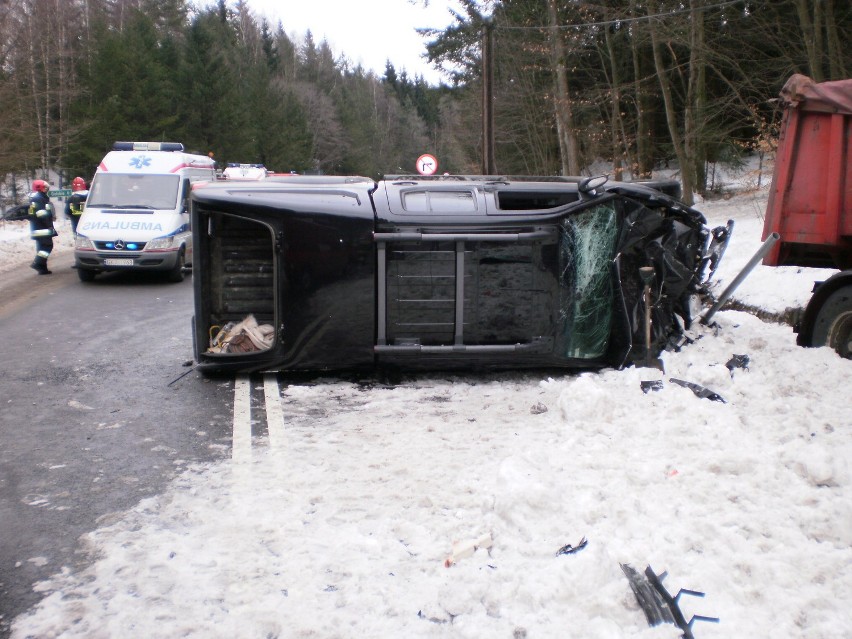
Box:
left=104, top=258, right=134, bottom=266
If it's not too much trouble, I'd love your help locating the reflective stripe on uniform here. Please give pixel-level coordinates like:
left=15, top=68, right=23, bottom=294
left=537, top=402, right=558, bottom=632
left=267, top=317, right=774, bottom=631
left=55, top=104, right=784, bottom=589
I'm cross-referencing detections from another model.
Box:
left=37, top=250, right=50, bottom=258
left=36, top=209, right=50, bottom=217
left=31, top=229, right=53, bottom=236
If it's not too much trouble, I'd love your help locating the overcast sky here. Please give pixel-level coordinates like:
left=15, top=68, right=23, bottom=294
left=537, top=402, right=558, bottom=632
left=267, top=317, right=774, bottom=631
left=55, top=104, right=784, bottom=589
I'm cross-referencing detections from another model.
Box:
left=240, top=0, right=465, bottom=84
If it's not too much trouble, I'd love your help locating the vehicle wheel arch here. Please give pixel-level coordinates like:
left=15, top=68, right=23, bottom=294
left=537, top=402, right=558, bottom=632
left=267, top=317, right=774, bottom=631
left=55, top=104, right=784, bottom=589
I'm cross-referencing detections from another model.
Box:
left=167, top=245, right=187, bottom=283
left=798, top=271, right=852, bottom=355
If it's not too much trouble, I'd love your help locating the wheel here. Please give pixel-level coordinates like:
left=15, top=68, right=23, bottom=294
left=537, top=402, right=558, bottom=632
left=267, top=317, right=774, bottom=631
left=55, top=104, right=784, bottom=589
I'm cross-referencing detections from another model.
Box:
left=77, top=268, right=96, bottom=282
left=167, top=247, right=186, bottom=283
left=811, top=286, right=852, bottom=359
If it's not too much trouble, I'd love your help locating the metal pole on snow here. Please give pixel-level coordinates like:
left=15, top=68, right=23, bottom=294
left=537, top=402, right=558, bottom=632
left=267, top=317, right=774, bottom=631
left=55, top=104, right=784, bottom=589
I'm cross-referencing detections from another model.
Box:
left=701, top=232, right=781, bottom=325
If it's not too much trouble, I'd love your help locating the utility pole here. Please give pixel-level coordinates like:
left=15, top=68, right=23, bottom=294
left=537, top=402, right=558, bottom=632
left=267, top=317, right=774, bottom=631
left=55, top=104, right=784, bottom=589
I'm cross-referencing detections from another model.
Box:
left=481, top=18, right=497, bottom=175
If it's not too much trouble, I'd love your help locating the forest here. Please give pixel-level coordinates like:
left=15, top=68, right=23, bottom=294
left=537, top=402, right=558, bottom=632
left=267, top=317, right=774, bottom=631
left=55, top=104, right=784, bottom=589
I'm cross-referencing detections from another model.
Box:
left=1, top=0, right=849, bottom=206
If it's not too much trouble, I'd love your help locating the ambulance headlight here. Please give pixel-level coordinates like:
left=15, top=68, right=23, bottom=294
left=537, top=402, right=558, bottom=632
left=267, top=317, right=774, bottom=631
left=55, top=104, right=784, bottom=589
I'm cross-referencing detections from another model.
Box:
left=75, top=235, right=94, bottom=250
left=146, top=236, right=176, bottom=250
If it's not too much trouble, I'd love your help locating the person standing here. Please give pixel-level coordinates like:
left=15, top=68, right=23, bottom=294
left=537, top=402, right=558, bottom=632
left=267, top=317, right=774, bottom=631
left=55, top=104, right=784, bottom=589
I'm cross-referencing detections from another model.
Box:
left=28, top=179, right=57, bottom=275
left=65, top=176, right=88, bottom=235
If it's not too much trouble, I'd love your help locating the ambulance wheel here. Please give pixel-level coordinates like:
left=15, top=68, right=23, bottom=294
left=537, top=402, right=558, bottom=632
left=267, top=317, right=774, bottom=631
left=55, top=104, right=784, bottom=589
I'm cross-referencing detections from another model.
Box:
left=77, top=269, right=96, bottom=282
left=167, top=247, right=186, bottom=283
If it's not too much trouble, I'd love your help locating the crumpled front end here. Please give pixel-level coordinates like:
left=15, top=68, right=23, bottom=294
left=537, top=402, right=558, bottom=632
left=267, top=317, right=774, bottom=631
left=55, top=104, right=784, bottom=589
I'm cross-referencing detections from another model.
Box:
left=608, top=190, right=730, bottom=366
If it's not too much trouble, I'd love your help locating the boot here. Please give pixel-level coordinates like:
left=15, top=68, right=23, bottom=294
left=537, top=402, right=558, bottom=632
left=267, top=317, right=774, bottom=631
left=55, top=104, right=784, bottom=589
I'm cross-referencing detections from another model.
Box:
left=30, top=259, right=51, bottom=275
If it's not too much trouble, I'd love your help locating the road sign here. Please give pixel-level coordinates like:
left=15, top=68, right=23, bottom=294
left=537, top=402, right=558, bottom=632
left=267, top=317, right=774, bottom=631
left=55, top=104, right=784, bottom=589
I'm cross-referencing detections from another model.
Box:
left=416, top=154, right=438, bottom=176
left=49, top=189, right=72, bottom=197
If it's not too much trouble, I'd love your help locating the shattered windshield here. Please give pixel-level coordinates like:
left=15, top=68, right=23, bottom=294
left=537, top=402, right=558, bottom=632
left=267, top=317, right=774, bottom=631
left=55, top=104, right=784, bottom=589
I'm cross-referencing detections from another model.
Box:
left=559, top=202, right=619, bottom=358
left=87, top=174, right=180, bottom=210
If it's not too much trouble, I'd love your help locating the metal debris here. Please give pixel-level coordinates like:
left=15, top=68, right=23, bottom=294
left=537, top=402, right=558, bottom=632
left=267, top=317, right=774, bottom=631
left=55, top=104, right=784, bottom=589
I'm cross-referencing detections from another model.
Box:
left=725, top=354, right=750, bottom=376
left=556, top=537, right=588, bottom=556
left=641, top=380, right=664, bottom=394
left=622, top=564, right=719, bottom=638
left=669, top=378, right=727, bottom=403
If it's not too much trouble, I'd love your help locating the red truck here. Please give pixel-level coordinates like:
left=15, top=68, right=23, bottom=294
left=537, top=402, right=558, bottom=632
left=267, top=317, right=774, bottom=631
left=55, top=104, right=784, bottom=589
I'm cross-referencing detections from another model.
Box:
left=762, top=74, right=852, bottom=359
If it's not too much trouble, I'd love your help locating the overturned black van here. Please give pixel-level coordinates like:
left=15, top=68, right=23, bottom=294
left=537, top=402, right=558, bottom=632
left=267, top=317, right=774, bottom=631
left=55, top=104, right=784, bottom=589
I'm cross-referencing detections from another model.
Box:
left=190, top=175, right=728, bottom=375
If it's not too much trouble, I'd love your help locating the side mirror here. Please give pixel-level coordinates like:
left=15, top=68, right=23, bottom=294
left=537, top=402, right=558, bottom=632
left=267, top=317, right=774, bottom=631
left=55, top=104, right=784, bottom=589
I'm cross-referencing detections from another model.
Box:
left=579, top=175, right=609, bottom=199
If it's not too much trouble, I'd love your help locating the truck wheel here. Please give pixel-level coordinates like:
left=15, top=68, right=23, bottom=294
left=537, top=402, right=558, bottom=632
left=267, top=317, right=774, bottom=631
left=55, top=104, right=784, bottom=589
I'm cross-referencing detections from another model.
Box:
left=167, top=247, right=186, bottom=283
left=811, top=286, right=852, bottom=359
left=77, top=269, right=96, bottom=282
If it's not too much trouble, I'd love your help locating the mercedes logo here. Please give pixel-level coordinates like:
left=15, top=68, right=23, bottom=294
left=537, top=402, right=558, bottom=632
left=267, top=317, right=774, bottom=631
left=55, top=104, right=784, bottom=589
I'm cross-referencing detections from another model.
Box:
left=114, top=240, right=125, bottom=250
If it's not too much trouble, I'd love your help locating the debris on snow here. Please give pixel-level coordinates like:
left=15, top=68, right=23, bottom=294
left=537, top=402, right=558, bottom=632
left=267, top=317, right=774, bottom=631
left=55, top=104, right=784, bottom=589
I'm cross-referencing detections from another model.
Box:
left=529, top=402, right=548, bottom=414
left=444, top=533, right=493, bottom=567
left=669, top=378, right=727, bottom=403
left=640, top=380, right=664, bottom=394
left=555, top=536, right=588, bottom=556
left=725, top=354, right=750, bottom=377
left=621, top=563, right=719, bottom=638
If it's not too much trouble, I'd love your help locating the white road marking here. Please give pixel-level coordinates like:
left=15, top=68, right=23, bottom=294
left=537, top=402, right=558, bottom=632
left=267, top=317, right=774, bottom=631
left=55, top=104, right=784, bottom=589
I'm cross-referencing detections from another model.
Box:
left=232, top=375, right=252, bottom=463
left=263, top=374, right=285, bottom=450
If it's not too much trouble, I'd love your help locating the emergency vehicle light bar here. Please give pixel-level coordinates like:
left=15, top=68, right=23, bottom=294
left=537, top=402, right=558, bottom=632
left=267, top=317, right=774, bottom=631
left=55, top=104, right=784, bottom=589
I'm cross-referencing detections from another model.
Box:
left=113, top=141, right=185, bottom=152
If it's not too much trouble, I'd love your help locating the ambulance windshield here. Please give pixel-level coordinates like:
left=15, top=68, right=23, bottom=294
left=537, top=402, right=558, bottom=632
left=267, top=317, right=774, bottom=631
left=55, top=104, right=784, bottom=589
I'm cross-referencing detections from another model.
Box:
left=87, top=174, right=180, bottom=210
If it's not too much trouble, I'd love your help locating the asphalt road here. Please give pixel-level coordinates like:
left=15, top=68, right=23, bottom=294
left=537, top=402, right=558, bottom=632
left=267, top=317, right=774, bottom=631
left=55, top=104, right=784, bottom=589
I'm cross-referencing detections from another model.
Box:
left=0, top=256, right=235, bottom=637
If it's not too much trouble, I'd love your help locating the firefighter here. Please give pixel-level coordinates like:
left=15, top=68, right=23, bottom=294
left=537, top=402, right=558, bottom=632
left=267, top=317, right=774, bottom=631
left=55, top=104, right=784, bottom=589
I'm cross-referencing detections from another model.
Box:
left=28, top=179, right=57, bottom=275
left=65, top=176, right=88, bottom=235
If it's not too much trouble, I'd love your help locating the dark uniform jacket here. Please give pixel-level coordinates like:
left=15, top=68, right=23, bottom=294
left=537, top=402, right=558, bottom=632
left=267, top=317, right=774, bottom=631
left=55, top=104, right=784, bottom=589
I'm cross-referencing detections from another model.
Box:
left=28, top=191, right=58, bottom=239
left=65, top=190, right=88, bottom=219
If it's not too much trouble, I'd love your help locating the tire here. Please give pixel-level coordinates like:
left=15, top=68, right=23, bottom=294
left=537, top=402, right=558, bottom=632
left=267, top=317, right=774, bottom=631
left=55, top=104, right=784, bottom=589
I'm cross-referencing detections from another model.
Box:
left=77, top=269, right=96, bottom=282
left=167, top=247, right=186, bottom=283
left=811, top=285, right=852, bottom=359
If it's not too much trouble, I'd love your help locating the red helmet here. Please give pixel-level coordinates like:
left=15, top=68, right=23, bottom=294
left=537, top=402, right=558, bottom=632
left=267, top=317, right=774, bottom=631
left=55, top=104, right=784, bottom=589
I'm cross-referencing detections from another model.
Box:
left=32, top=179, right=49, bottom=193
left=72, top=176, right=87, bottom=191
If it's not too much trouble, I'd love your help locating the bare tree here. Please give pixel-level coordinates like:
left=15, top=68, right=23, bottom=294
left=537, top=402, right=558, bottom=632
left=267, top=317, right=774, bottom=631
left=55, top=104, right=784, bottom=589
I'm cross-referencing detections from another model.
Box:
left=547, top=0, right=580, bottom=176
left=3, top=0, right=87, bottom=184
left=795, top=0, right=824, bottom=82
left=602, top=24, right=626, bottom=180
left=628, top=0, right=654, bottom=178
left=685, top=0, right=707, bottom=196
left=823, top=0, right=847, bottom=79
left=292, top=80, right=348, bottom=174
left=648, top=8, right=694, bottom=203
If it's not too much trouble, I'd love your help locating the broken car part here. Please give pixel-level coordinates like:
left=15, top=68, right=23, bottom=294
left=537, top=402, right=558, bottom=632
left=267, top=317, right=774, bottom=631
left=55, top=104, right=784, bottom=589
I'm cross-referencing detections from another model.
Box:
left=621, top=564, right=719, bottom=639
left=669, top=378, right=727, bottom=403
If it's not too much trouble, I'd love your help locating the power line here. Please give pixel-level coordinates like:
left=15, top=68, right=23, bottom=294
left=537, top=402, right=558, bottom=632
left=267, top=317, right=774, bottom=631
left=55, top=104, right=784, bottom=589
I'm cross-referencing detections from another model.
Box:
left=496, top=0, right=746, bottom=31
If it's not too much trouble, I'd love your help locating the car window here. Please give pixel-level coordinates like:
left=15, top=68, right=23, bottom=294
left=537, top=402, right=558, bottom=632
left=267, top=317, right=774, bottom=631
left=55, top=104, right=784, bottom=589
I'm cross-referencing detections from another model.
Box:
left=88, top=174, right=180, bottom=209
left=402, top=189, right=477, bottom=213
left=495, top=190, right=579, bottom=211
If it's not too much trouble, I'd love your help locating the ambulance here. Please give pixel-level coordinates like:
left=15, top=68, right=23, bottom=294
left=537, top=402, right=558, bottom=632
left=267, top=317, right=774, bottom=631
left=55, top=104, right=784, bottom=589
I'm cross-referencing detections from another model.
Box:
left=74, top=141, right=217, bottom=282
left=221, top=163, right=268, bottom=180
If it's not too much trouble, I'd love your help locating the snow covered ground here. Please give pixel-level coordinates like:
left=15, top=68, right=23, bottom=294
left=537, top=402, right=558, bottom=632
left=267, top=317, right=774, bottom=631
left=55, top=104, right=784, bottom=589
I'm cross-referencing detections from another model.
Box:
left=4, top=179, right=850, bottom=638
left=0, top=217, right=74, bottom=277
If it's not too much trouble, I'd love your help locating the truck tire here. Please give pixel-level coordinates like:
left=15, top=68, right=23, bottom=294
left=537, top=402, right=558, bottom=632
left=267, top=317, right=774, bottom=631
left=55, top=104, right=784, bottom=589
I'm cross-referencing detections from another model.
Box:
left=77, top=269, right=96, bottom=282
left=811, top=285, right=852, bottom=359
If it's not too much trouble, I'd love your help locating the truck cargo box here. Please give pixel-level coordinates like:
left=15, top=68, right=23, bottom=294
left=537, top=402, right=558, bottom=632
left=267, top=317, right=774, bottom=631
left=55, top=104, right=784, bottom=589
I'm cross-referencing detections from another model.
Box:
left=762, top=74, right=852, bottom=270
